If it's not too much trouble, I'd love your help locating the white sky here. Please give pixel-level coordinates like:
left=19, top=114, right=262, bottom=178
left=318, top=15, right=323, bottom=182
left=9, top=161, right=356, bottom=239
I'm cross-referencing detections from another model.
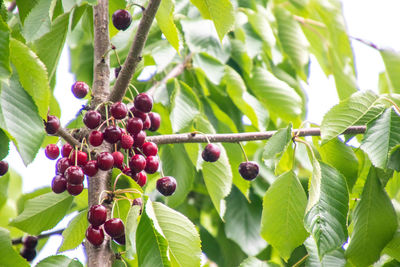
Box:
left=3, top=0, right=400, bottom=264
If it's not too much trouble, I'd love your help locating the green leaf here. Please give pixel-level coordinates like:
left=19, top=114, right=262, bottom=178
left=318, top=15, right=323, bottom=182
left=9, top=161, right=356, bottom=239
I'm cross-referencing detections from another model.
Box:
left=380, top=49, right=400, bottom=93
left=58, top=210, right=88, bottom=252
left=155, top=0, right=180, bottom=53
left=126, top=205, right=141, bottom=259
left=239, top=257, right=273, bottom=267
left=189, top=0, right=234, bottom=41
left=34, top=11, right=70, bottom=80
left=248, top=67, right=302, bottom=121
left=0, top=227, right=29, bottom=267
left=193, top=52, right=225, bottom=85
left=360, top=108, right=400, bottom=169
left=0, top=173, right=9, bottom=209
left=10, top=38, right=50, bottom=119
left=1, top=71, right=45, bottom=165
left=21, top=0, right=52, bottom=42
left=384, top=229, right=400, bottom=261
left=36, top=255, right=83, bottom=267
left=263, top=124, right=292, bottom=170
left=0, top=17, right=11, bottom=81
left=71, top=4, right=88, bottom=30
left=321, top=90, right=384, bottom=144
left=319, top=138, right=358, bottom=191
left=242, top=6, right=275, bottom=49
left=16, top=0, right=39, bottom=24
left=10, top=192, right=73, bottom=235
left=225, top=187, right=267, bottom=256
left=260, top=171, right=308, bottom=260
left=202, top=143, right=232, bottom=218
left=304, top=236, right=346, bottom=267
left=274, top=7, right=309, bottom=79
left=170, top=80, right=200, bottom=133
left=16, top=187, right=52, bottom=214
left=0, top=128, right=9, bottom=160
left=304, top=161, right=349, bottom=258
left=225, top=66, right=268, bottom=131
left=161, top=144, right=195, bottom=207
left=345, top=167, right=398, bottom=266
left=150, top=201, right=202, bottom=267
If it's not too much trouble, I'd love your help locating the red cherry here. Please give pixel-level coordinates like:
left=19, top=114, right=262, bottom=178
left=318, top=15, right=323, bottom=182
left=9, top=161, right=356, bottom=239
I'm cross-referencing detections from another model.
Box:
left=22, top=236, right=38, bottom=249
left=149, top=112, right=161, bottom=132
left=83, top=110, right=101, bottom=129
left=83, top=160, right=98, bottom=177
left=134, top=171, right=147, bottom=187
left=112, top=151, right=124, bottom=169
left=67, top=182, right=84, bottom=196
left=142, top=142, right=158, bottom=157
left=144, top=156, right=159, bottom=174
left=45, top=144, right=60, bottom=160
left=97, top=152, right=114, bottom=171
left=129, top=154, right=146, bottom=173
left=134, top=93, right=153, bottom=113
left=56, top=157, right=70, bottom=175
left=45, top=115, right=60, bottom=135
left=112, top=9, right=132, bottom=31
left=86, top=225, right=104, bottom=246
left=104, top=218, right=125, bottom=238
left=89, top=131, right=104, bottom=147
left=110, top=102, right=128, bottom=120
left=133, top=131, right=146, bottom=148
left=201, top=144, right=220, bottom=162
left=88, top=205, right=107, bottom=227
left=61, top=143, right=73, bottom=158
left=142, top=115, right=151, bottom=130
left=130, top=106, right=147, bottom=121
left=0, top=161, right=8, bottom=176
left=156, top=176, right=177, bottom=196
left=114, top=234, right=126, bottom=245
left=120, top=134, right=134, bottom=149
left=69, top=151, right=88, bottom=166
left=51, top=175, right=67, bottom=194
left=20, top=247, right=36, bottom=262
left=71, top=81, right=89, bottom=99
left=239, top=161, right=259, bottom=181
left=65, top=166, right=84, bottom=184
left=103, top=125, right=122, bottom=144
left=126, top=117, right=143, bottom=135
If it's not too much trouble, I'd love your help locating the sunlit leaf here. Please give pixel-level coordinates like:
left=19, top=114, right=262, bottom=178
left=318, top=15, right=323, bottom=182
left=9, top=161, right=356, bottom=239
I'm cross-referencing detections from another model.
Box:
left=380, top=49, right=400, bottom=94
left=58, top=210, right=88, bottom=252
left=0, top=227, right=29, bottom=267
left=156, top=0, right=180, bottom=53
left=0, top=16, right=11, bottom=81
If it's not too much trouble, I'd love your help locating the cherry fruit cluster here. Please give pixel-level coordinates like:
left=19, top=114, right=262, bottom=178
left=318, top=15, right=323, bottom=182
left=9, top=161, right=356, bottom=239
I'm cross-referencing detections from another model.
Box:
left=20, top=235, right=38, bottom=262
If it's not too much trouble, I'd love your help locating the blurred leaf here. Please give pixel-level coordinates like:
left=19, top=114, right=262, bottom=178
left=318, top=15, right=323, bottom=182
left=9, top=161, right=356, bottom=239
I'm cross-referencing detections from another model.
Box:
left=16, top=0, right=39, bottom=24
left=230, top=39, right=253, bottom=75
left=156, top=0, right=180, bottom=53
left=126, top=205, right=141, bottom=259
left=161, top=144, right=195, bottom=208
left=0, top=128, right=9, bottom=160
left=305, top=161, right=349, bottom=258
left=10, top=38, right=50, bottom=119
left=36, top=255, right=83, bottom=267
left=193, top=52, right=225, bottom=85
left=263, top=124, right=292, bottom=170
left=384, top=230, right=400, bottom=261
left=321, top=90, right=383, bottom=144
left=360, top=108, right=400, bottom=169
left=0, top=227, right=29, bottom=267
left=71, top=4, right=88, bottom=30
left=304, top=236, right=346, bottom=267
left=248, top=67, right=302, bottom=121
left=0, top=16, right=11, bottom=81
left=380, top=49, right=400, bottom=93
left=0, top=173, right=9, bottom=209
left=261, top=171, right=308, bottom=260
left=58, top=210, right=88, bottom=252
left=1, top=71, right=45, bottom=165
left=21, top=0, right=52, bottom=42
left=10, top=192, right=73, bottom=235
left=243, top=6, right=275, bottom=48
left=345, top=167, right=398, bottom=266
left=190, top=0, right=234, bottom=41
left=239, top=257, right=274, bottom=267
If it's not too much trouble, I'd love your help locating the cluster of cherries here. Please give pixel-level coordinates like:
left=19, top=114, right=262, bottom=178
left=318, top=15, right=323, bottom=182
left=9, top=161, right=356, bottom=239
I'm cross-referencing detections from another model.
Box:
left=19, top=235, right=38, bottom=262
left=0, top=160, right=8, bottom=176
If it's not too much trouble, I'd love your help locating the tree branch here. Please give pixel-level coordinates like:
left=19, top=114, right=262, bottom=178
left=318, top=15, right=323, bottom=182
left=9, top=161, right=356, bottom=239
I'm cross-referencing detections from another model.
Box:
left=109, top=0, right=162, bottom=103
left=11, top=229, right=64, bottom=245
left=146, top=126, right=367, bottom=144
left=56, top=127, right=85, bottom=150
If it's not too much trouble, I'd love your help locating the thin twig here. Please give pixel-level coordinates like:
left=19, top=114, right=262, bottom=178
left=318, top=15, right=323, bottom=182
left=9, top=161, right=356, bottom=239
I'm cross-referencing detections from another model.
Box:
left=293, top=15, right=325, bottom=28
left=11, top=229, right=64, bottom=245
left=56, top=127, right=87, bottom=153
left=109, top=0, right=162, bottom=103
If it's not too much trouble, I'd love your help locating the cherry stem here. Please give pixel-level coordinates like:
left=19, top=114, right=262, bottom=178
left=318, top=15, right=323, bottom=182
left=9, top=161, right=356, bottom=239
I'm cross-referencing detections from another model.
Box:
left=113, top=48, right=122, bottom=67
left=113, top=173, right=124, bottom=192
left=97, top=117, right=113, bottom=131
left=192, top=131, right=211, bottom=144
left=114, top=188, right=142, bottom=195
left=237, top=142, right=249, bottom=162
left=129, top=84, right=140, bottom=96
left=74, top=147, right=78, bottom=166
left=98, top=190, right=110, bottom=205
left=127, top=87, right=135, bottom=101
left=293, top=137, right=317, bottom=162
left=160, top=162, right=165, bottom=177
left=381, top=96, right=400, bottom=114
left=105, top=104, right=110, bottom=126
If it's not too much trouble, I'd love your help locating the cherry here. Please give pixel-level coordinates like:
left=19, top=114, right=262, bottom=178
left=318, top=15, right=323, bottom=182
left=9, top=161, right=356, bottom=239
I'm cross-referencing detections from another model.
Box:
left=69, top=150, right=88, bottom=166
left=20, top=247, right=36, bottom=262
left=156, top=176, right=177, bottom=196
left=45, top=144, right=60, bottom=160
left=45, top=115, right=60, bottom=134
left=113, top=234, right=126, bottom=245
left=202, top=144, right=220, bottom=162
left=67, top=182, right=84, bottom=196
left=61, top=143, right=73, bottom=158
left=134, top=93, right=153, bottom=113
left=56, top=157, right=70, bottom=175
left=149, top=112, right=161, bottom=132
left=123, top=167, right=133, bottom=177
left=86, top=225, right=105, bottom=246
left=97, top=152, right=114, bottom=171
left=126, top=117, right=143, bottom=135
left=0, top=161, right=9, bottom=176
left=144, top=156, right=159, bottom=174
left=51, top=175, right=67, bottom=194
left=133, top=131, right=146, bottom=148
left=104, top=218, right=125, bottom=238
left=103, top=125, right=122, bottom=144
left=142, top=115, right=151, bottom=130
left=65, top=166, right=84, bottom=184
left=115, top=66, right=121, bottom=78
left=89, top=130, right=104, bottom=147
left=112, top=151, right=124, bottom=169
left=120, top=134, right=134, bottom=149
left=238, top=161, right=259, bottom=181
left=112, top=9, right=132, bottom=31
left=142, top=142, right=158, bottom=157
left=88, top=205, right=107, bottom=227
left=83, top=110, right=102, bottom=129
left=110, top=102, right=128, bottom=120
left=83, top=160, right=98, bottom=177
left=129, top=154, right=146, bottom=173
left=130, top=106, right=147, bottom=121
left=22, top=235, right=38, bottom=249
left=134, top=171, right=147, bottom=187
left=71, top=81, right=89, bottom=99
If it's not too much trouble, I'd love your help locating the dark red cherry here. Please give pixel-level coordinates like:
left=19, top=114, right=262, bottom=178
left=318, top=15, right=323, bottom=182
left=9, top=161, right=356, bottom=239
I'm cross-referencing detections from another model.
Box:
left=45, top=115, right=60, bottom=134
left=83, top=160, right=98, bottom=177
left=112, top=151, right=124, bottom=169
left=142, top=115, right=151, bottom=130
left=22, top=235, right=38, bottom=249
left=134, top=171, right=147, bottom=187
left=51, top=175, right=67, bottom=194
left=133, top=131, right=146, bottom=148
left=0, top=161, right=9, bottom=176
left=123, top=167, right=133, bottom=177
left=129, top=154, right=146, bottom=173
left=104, top=218, right=125, bottom=238
left=120, top=134, right=134, bottom=149
left=110, top=102, right=128, bottom=120
left=103, top=125, right=122, bottom=144
left=97, top=152, right=114, bottom=171
left=134, top=93, right=153, bottom=113
left=88, top=205, right=107, bottom=227
left=114, top=234, right=126, bottom=245
left=65, top=166, right=84, bottom=184
left=83, top=110, right=102, bottom=129
left=71, top=81, right=89, bottom=99
left=112, top=9, right=132, bottom=31
left=20, top=247, right=36, bottom=262
left=115, top=66, right=121, bottom=78
left=238, top=161, right=259, bottom=181
left=45, top=144, right=60, bottom=160
left=142, top=142, right=158, bottom=157
left=69, top=150, right=88, bottom=166
left=126, top=117, right=143, bottom=135
left=144, top=156, right=159, bottom=174
left=86, top=225, right=105, bottom=246
left=149, top=112, right=161, bottom=132
left=56, top=157, right=70, bottom=175
left=130, top=106, right=147, bottom=121
left=89, top=130, right=104, bottom=147
left=156, top=176, right=177, bottom=196
left=61, top=143, right=73, bottom=158
left=67, top=182, right=84, bottom=196
left=202, top=144, right=220, bottom=162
